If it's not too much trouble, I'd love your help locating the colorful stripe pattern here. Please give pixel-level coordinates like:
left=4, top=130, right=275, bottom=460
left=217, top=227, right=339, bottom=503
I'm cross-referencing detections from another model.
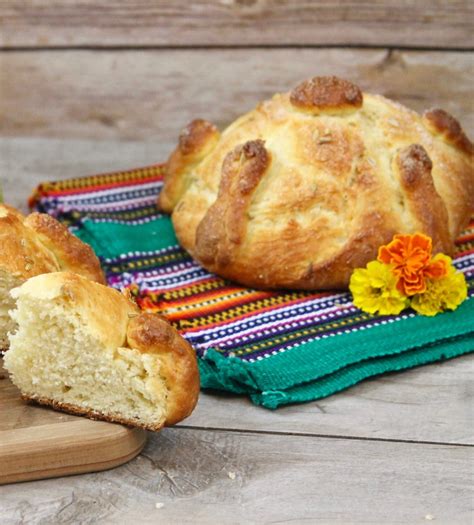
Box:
left=31, top=167, right=164, bottom=225
left=30, top=167, right=474, bottom=408
left=30, top=167, right=474, bottom=366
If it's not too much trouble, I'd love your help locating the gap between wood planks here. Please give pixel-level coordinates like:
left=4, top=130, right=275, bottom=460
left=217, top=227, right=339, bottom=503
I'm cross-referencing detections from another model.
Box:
left=1, top=44, right=473, bottom=52
left=176, top=424, right=474, bottom=448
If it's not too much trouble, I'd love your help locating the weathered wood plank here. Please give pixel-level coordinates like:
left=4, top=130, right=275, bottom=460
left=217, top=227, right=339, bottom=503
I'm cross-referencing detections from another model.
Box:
left=1, top=428, right=472, bottom=524
left=0, top=137, right=173, bottom=212
left=0, top=49, right=472, bottom=143
left=1, top=136, right=473, bottom=446
left=185, top=353, right=474, bottom=445
left=0, top=0, right=472, bottom=49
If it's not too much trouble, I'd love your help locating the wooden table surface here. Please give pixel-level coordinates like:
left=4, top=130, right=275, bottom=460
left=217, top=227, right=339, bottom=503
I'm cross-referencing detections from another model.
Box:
left=1, top=2, right=473, bottom=524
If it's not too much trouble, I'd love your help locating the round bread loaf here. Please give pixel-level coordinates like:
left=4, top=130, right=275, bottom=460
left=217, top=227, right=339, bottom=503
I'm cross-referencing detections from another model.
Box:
left=159, top=76, right=473, bottom=290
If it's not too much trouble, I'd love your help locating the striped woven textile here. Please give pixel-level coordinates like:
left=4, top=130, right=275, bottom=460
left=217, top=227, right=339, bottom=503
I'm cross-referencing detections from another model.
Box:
left=30, top=166, right=474, bottom=408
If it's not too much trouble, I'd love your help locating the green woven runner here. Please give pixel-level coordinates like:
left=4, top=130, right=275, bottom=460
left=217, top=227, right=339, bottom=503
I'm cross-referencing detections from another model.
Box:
left=31, top=166, right=474, bottom=408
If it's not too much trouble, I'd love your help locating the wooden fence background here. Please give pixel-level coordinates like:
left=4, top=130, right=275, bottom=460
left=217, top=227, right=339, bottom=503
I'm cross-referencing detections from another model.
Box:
left=1, top=1, right=473, bottom=147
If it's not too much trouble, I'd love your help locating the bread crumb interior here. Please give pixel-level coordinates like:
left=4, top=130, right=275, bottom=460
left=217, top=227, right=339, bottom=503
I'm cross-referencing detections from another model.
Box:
left=5, top=294, right=168, bottom=428
left=0, top=271, right=22, bottom=350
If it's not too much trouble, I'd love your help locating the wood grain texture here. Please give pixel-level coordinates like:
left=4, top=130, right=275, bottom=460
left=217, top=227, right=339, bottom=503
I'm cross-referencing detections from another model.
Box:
left=1, top=49, right=472, bottom=143
left=0, top=359, right=147, bottom=484
left=1, top=137, right=473, bottom=447
left=0, top=137, right=173, bottom=212
left=1, top=427, right=473, bottom=524
left=186, top=353, right=474, bottom=445
left=0, top=0, right=473, bottom=49
left=1, top=38, right=473, bottom=522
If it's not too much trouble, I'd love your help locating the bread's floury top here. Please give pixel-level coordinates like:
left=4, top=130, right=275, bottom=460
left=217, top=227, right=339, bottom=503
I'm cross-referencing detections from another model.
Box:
left=159, top=76, right=473, bottom=290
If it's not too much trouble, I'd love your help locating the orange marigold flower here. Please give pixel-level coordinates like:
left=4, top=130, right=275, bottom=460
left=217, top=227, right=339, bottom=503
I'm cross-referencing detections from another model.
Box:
left=377, top=233, right=449, bottom=295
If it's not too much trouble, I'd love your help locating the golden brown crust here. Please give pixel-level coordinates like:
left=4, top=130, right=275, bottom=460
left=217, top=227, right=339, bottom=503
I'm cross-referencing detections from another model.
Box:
left=193, top=211, right=395, bottom=290
left=195, top=140, right=270, bottom=268
left=293, top=213, right=396, bottom=290
left=0, top=206, right=60, bottom=279
left=0, top=203, right=25, bottom=220
left=395, top=144, right=452, bottom=254
left=126, top=312, right=199, bottom=426
left=22, top=394, right=165, bottom=432
left=290, top=76, right=363, bottom=114
left=158, top=119, right=220, bottom=213
left=178, top=118, right=219, bottom=155
left=24, top=213, right=105, bottom=284
left=423, top=108, right=473, bottom=156
left=159, top=76, right=473, bottom=290
left=0, top=205, right=105, bottom=284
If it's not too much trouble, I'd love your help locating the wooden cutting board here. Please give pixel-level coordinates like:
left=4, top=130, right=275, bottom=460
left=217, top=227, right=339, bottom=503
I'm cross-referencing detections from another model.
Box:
left=0, top=359, right=147, bottom=484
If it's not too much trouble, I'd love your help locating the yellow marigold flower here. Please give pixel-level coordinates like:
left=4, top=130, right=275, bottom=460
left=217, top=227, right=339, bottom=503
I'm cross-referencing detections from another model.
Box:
left=411, top=259, right=467, bottom=316
left=350, top=261, right=410, bottom=315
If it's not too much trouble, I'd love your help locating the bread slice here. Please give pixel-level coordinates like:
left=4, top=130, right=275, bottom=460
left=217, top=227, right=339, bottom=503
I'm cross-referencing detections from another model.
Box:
left=0, top=204, right=105, bottom=350
left=3, top=272, right=199, bottom=430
